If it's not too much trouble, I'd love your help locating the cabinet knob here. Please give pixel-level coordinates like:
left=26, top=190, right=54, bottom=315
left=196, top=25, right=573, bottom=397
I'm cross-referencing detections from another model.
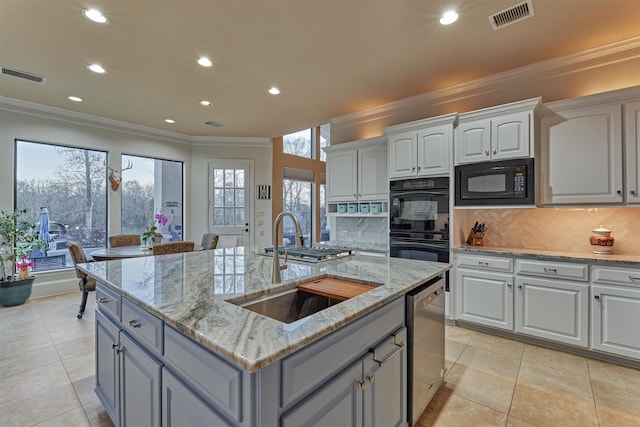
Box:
left=417, top=166, right=421, bottom=172
left=353, top=194, right=357, bottom=197
left=358, top=380, right=367, bottom=391
left=367, top=375, right=375, bottom=384
left=485, top=150, right=490, bottom=156
left=507, top=282, right=512, bottom=288
left=617, top=190, right=622, bottom=195
left=631, top=190, right=637, bottom=195
left=492, top=148, right=497, bottom=155
left=412, top=167, right=415, bottom=172
left=518, top=285, right=523, bottom=289
left=594, top=295, right=600, bottom=300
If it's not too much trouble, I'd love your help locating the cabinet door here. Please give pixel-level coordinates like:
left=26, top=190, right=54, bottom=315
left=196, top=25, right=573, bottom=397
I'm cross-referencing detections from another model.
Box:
left=625, top=100, right=640, bottom=204
left=539, top=104, right=623, bottom=204
left=96, top=310, right=120, bottom=426
left=388, top=131, right=417, bottom=179
left=162, top=368, right=232, bottom=427
left=492, top=111, right=530, bottom=160
left=326, top=150, right=357, bottom=201
left=281, top=361, right=363, bottom=427
left=358, top=144, right=388, bottom=200
left=455, top=119, right=491, bottom=164
left=120, top=332, right=162, bottom=427
left=417, top=124, right=451, bottom=176
left=455, top=268, right=514, bottom=330
left=592, top=284, right=640, bottom=359
left=515, top=276, right=589, bottom=347
left=363, top=338, right=407, bottom=427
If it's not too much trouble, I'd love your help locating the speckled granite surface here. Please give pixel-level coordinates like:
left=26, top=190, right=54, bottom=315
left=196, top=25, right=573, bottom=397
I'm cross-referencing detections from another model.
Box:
left=453, top=245, right=640, bottom=267
left=79, top=247, right=448, bottom=372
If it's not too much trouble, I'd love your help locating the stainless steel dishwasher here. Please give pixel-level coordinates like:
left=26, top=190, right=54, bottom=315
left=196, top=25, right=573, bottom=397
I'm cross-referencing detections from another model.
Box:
left=406, top=275, right=446, bottom=426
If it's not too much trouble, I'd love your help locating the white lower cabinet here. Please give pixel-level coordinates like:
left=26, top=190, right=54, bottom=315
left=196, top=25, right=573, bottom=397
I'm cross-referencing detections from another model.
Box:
left=514, top=275, right=589, bottom=347
left=591, top=265, right=640, bottom=359
left=455, top=267, right=514, bottom=331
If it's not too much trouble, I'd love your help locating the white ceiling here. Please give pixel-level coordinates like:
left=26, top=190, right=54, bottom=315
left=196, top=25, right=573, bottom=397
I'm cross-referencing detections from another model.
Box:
left=1, top=0, right=639, bottom=138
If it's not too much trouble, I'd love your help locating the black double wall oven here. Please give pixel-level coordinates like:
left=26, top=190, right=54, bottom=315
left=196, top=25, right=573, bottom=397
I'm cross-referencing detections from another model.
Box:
left=389, top=177, right=450, bottom=290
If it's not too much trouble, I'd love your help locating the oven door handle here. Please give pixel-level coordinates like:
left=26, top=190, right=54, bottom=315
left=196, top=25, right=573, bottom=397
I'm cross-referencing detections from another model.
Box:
left=390, top=240, right=449, bottom=251
left=390, top=190, right=448, bottom=197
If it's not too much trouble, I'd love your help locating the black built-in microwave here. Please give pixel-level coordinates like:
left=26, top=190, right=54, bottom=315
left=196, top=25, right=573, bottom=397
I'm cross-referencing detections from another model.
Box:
left=455, top=158, right=534, bottom=206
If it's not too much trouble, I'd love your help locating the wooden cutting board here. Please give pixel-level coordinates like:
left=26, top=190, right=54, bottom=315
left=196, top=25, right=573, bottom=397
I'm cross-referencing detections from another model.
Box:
left=298, top=277, right=374, bottom=301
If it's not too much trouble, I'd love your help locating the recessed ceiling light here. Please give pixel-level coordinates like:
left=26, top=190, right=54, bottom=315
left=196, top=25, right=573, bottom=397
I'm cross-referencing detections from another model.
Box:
left=165, top=119, right=175, bottom=124
left=268, top=87, right=280, bottom=95
left=82, top=8, right=109, bottom=24
left=68, top=96, right=83, bottom=102
left=197, top=57, right=213, bottom=67
left=199, top=100, right=212, bottom=106
left=87, top=64, right=106, bottom=74
left=440, top=10, right=459, bottom=25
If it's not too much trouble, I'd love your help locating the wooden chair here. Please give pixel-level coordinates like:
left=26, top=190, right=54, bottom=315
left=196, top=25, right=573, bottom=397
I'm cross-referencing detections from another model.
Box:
left=67, top=241, right=96, bottom=319
left=109, top=234, right=141, bottom=248
left=201, top=233, right=219, bottom=250
left=152, top=241, right=195, bottom=255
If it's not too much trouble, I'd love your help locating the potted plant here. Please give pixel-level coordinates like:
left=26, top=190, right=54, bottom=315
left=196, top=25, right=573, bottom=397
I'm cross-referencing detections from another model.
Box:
left=0, top=209, right=46, bottom=306
left=142, top=213, right=168, bottom=246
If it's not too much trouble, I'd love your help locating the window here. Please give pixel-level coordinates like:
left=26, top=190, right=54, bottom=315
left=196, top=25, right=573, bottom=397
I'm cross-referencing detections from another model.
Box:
left=283, top=179, right=312, bottom=246
left=211, top=167, right=246, bottom=227
left=320, top=123, right=330, bottom=162
left=283, top=128, right=312, bottom=159
left=15, top=140, right=108, bottom=271
left=319, top=183, right=329, bottom=242
left=121, top=155, right=184, bottom=241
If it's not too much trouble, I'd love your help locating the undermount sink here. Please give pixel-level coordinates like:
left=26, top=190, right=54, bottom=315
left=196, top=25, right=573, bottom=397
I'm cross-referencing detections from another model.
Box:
left=232, top=277, right=377, bottom=324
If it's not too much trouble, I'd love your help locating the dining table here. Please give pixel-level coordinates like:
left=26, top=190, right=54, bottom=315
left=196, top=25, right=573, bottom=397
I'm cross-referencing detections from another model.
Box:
left=90, top=244, right=203, bottom=261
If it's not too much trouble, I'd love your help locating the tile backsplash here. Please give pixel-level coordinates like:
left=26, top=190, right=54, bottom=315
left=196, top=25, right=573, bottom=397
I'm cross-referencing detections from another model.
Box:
left=454, top=207, right=640, bottom=255
left=334, top=216, right=388, bottom=245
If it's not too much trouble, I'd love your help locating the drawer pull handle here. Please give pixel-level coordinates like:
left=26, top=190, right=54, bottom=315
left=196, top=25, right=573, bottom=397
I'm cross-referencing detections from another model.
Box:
left=544, top=268, right=557, bottom=274
left=373, top=346, right=402, bottom=367
left=128, top=319, right=141, bottom=328
left=98, top=297, right=109, bottom=304
left=629, top=276, right=640, bottom=282
left=478, top=261, right=489, bottom=267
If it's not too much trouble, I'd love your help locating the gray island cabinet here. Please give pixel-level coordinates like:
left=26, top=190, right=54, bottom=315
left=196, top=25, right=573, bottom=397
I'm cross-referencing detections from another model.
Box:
left=80, top=247, right=449, bottom=427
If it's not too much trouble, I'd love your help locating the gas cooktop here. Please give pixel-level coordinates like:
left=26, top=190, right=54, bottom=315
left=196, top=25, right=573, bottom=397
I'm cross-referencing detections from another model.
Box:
left=263, top=246, right=353, bottom=263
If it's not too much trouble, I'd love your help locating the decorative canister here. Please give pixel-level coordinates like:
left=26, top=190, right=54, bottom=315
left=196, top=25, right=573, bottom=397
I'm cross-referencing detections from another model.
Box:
left=589, top=225, right=614, bottom=254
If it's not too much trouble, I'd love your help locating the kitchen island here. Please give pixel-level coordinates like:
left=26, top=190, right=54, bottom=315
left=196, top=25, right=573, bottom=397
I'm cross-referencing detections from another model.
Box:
left=79, top=247, right=449, bottom=427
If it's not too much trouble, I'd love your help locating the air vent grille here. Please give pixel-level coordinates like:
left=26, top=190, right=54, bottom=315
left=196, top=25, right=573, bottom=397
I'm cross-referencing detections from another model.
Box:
left=203, top=120, right=225, bottom=128
left=489, top=0, right=534, bottom=30
left=1, top=67, right=46, bottom=83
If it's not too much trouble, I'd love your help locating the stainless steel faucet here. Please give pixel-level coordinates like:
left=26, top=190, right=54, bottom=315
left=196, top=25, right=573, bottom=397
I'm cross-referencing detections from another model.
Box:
left=272, top=211, right=304, bottom=284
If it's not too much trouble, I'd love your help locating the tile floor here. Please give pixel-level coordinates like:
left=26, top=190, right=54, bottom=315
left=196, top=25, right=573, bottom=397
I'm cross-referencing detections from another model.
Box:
left=1, top=292, right=639, bottom=427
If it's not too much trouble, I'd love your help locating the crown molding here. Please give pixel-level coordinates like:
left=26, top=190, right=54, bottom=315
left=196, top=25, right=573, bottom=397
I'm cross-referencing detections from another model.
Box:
left=330, top=36, right=640, bottom=130
left=0, top=96, right=192, bottom=144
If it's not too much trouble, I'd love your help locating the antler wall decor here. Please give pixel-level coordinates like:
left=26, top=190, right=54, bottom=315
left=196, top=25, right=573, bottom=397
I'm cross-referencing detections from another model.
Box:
left=105, top=160, right=133, bottom=191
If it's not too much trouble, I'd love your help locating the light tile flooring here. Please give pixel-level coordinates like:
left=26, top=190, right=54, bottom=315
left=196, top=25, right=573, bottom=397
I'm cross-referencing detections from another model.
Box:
left=1, top=292, right=639, bottom=427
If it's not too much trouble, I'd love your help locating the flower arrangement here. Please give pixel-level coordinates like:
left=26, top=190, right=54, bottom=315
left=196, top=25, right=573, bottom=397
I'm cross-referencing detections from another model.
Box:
left=0, top=209, right=46, bottom=282
left=16, top=256, right=34, bottom=279
left=142, top=213, right=168, bottom=245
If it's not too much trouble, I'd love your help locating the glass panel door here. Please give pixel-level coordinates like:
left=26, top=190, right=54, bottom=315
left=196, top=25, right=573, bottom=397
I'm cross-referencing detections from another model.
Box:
left=209, top=161, right=252, bottom=248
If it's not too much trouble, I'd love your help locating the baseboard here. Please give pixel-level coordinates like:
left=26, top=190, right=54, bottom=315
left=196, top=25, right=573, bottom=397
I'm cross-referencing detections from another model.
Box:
left=30, top=268, right=78, bottom=299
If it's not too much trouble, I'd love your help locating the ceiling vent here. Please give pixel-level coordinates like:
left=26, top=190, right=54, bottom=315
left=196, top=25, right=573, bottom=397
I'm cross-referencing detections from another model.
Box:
left=1, top=66, right=46, bottom=84
left=203, top=120, right=225, bottom=128
left=489, top=0, right=534, bottom=30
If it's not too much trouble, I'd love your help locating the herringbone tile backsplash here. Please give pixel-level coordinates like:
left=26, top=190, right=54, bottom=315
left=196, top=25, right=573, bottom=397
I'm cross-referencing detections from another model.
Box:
left=453, top=208, right=640, bottom=255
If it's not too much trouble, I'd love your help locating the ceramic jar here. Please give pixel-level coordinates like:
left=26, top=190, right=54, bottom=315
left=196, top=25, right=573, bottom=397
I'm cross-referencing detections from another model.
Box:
left=590, top=225, right=614, bottom=254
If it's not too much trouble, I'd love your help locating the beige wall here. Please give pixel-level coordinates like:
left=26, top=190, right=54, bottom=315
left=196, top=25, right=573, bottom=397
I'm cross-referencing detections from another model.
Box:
left=454, top=207, right=640, bottom=255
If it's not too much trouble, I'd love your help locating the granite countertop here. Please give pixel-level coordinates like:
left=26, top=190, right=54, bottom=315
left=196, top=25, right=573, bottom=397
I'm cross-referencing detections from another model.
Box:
left=314, top=240, right=389, bottom=254
left=79, top=247, right=448, bottom=372
left=453, top=245, right=640, bottom=267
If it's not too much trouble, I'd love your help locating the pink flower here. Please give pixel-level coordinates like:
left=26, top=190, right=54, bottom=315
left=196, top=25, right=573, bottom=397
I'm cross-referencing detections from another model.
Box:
left=155, top=213, right=168, bottom=226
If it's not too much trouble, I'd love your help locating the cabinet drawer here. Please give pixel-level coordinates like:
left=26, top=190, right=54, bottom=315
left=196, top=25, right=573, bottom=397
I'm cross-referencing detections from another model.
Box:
left=456, top=254, right=513, bottom=272
left=164, top=325, right=242, bottom=422
left=95, top=283, right=121, bottom=321
left=121, top=298, right=163, bottom=355
left=280, top=297, right=404, bottom=409
left=591, top=265, right=640, bottom=287
left=516, top=259, right=588, bottom=281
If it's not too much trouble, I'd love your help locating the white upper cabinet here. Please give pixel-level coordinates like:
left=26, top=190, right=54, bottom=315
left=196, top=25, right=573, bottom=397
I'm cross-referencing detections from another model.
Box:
left=385, top=113, right=456, bottom=179
left=325, top=136, right=387, bottom=203
left=538, top=87, right=640, bottom=205
left=455, top=98, right=540, bottom=165
left=626, top=100, right=640, bottom=204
